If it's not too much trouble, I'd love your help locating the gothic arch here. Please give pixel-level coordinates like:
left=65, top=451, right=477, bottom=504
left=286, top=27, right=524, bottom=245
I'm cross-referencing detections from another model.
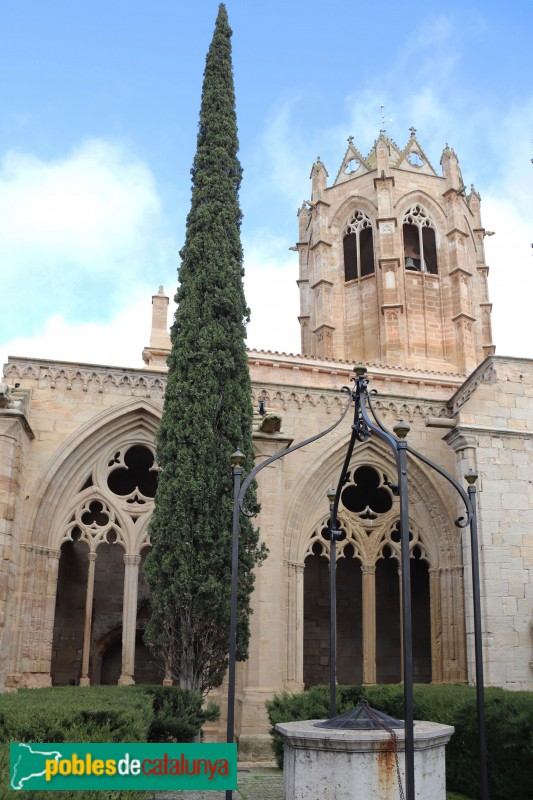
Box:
left=329, top=194, right=379, bottom=234
left=30, top=398, right=161, bottom=552
left=283, top=432, right=466, bottom=687
left=394, top=190, right=448, bottom=231
left=285, top=434, right=457, bottom=568
left=9, top=398, right=161, bottom=688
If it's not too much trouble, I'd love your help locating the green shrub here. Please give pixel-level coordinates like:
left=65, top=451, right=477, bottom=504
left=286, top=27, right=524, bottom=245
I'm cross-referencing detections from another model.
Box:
left=145, top=686, right=219, bottom=743
left=446, top=793, right=474, bottom=800
left=266, top=684, right=533, bottom=800
left=446, top=689, right=533, bottom=800
left=0, top=684, right=219, bottom=800
left=266, top=684, right=365, bottom=768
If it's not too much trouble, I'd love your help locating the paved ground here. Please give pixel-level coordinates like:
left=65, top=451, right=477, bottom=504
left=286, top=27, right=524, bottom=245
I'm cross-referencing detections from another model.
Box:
left=155, top=767, right=283, bottom=800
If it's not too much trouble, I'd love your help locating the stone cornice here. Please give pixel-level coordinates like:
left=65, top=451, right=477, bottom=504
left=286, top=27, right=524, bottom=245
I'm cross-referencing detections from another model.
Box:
left=309, top=239, right=332, bottom=251
left=4, top=353, right=470, bottom=405
left=446, top=226, right=469, bottom=239
left=252, top=382, right=452, bottom=422
left=310, top=278, right=334, bottom=290
left=4, top=358, right=167, bottom=400
left=446, top=424, right=533, bottom=445
left=449, top=266, right=473, bottom=279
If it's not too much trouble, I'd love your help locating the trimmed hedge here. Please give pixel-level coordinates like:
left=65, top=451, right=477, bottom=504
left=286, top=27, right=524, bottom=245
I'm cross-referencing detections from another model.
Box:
left=0, top=685, right=219, bottom=800
left=266, top=684, right=533, bottom=800
left=146, top=686, right=219, bottom=743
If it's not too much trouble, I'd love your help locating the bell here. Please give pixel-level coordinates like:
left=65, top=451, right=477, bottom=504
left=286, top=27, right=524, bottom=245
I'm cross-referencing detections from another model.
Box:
left=405, top=257, right=417, bottom=270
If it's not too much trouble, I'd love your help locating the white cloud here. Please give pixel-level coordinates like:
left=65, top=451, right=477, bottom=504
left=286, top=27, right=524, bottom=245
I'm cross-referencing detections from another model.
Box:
left=244, top=231, right=300, bottom=355
left=0, top=286, right=154, bottom=370
left=0, top=139, right=161, bottom=268
left=0, top=139, right=170, bottom=343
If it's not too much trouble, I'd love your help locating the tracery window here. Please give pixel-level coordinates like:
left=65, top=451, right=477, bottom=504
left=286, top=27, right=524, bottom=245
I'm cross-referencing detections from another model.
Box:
left=52, top=441, right=158, bottom=687
left=343, top=210, right=374, bottom=281
left=402, top=205, right=438, bottom=274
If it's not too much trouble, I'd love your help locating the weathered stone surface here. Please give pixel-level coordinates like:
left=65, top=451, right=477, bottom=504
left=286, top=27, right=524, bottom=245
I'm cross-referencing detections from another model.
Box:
left=276, top=719, right=454, bottom=800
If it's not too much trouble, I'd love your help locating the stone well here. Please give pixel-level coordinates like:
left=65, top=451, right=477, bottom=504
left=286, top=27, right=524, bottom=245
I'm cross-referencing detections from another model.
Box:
left=275, top=719, right=454, bottom=800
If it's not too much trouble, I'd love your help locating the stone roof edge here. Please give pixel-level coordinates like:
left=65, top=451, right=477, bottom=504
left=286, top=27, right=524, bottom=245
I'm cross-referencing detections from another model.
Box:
left=247, top=349, right=467, bottom=386
left=5, top=351, right=468, bottom=383
left=448, top=354, right=533, bottom=414
left=4, top=355, right=158, bottom=377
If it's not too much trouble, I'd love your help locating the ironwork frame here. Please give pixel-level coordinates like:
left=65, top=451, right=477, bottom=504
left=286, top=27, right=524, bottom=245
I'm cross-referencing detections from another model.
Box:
left=226, top=365, right=489, bottom=800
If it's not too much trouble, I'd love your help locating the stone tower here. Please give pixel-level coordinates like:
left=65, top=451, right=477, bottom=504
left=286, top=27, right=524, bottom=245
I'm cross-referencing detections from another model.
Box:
left=297, top=131, right=495, bottom=374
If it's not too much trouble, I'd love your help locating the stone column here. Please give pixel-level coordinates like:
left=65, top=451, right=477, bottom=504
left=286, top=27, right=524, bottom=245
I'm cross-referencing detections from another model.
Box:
left=429, top=567, right=443, bottom=683
left=238, top=432, right=292, bottom=761
left=361, top=565, right=376, bottom=684
left=286, top=561, right=305, bottom=692
left=0, top=406, right=34, bottom=689
left=41, top=548, right=62, bottom=683
left=119, top=554, right=140, bottom=686
left=79, top=551, right=97, bottom=686
left=444, top=428, right=481, bottom=684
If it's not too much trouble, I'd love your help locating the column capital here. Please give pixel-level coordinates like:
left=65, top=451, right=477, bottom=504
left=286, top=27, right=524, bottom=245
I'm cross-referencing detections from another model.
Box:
left=285, top=560, right=305, bottom=574
left=444, top=426, right=478, bottom=453
left=88, top=551, right=98, bottom=562
left=361, top=564, right=376, bottom=575
left=124, top=554, right=141, bottom=566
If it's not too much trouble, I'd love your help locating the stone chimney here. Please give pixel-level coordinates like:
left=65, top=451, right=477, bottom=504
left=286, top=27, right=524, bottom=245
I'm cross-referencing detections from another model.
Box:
left=142, top=286, right=171, bottom=371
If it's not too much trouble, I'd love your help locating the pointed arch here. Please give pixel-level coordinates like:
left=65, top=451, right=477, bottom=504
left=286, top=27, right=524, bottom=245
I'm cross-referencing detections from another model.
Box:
left=394, top=190, right=448, bottom=230
left=27, top=398, right=161, bottom=552
left=329, top=194, right=379, bottom=235
left=284, top=432, right=457, bottom=568
left=282, top=429, right=467, bottom=687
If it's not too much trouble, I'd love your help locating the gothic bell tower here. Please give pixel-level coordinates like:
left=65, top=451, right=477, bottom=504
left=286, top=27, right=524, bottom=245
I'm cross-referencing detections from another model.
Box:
left=296, top=130, right=495, bottom=375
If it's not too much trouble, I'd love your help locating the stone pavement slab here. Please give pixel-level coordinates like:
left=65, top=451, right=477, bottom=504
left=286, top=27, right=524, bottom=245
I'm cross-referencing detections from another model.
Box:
left=155, top=767, right=283, bottom=800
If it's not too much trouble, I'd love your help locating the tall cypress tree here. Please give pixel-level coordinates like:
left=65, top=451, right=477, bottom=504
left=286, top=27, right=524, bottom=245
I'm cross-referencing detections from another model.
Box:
left=144, top=4, right=265, bottom=694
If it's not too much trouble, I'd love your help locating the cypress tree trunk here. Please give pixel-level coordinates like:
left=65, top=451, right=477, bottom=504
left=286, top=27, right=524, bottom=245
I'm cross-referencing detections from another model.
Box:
left=144, top=3, right=266, bottom=694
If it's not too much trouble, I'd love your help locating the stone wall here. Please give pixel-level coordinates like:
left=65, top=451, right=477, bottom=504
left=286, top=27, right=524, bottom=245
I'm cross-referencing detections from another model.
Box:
left=447, top=356, right=533, bottom=690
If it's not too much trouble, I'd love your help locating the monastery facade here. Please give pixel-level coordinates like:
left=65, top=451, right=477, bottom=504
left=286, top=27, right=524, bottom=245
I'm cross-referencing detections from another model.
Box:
left=1, top=131, right=532, bottom=758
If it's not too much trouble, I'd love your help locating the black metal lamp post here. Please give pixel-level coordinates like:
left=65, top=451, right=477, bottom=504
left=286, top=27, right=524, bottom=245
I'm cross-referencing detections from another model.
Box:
left=465, top=468, right=489, bottom=800
left=226, top=366, right=489, bottom=800
left=226, top=449, right=245, bottom=776
left=326, top=487, right=344, bottom=720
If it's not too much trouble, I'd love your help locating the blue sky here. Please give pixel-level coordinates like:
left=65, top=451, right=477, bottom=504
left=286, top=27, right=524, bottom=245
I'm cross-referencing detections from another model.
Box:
left=1, top=0, right=532, bottom=368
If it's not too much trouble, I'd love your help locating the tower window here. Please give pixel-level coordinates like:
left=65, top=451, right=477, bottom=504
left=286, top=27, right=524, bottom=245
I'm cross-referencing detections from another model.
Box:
left=343, top=210, right=374, bottom=281
left=402, top=205, right=438, bottom=274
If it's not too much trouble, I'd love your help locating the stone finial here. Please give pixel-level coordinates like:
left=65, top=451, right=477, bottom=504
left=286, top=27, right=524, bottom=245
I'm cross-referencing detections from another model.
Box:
left=440, top=143, right=463, bottom=188
left=310, top=157, right=328, bottom=200
left=230, top=450, right=246, bottom=467
left=376, top=136, right=390, bottom=173
left=409, top=126, right=417, bottom=137
left=393, top=419, right=410, bottom=439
